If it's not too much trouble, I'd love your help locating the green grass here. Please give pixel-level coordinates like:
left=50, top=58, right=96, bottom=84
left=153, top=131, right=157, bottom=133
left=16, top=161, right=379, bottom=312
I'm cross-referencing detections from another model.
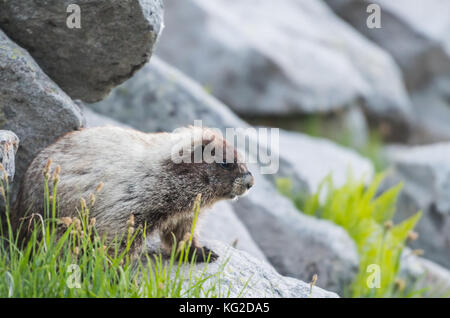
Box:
left=0, top=164, right=237, bottom=298
left=277, top=173, right=423, bottom=297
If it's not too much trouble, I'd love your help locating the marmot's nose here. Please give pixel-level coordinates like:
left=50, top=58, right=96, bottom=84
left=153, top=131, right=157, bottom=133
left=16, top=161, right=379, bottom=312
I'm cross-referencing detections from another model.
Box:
left=244, top=172, right=254, bottom=189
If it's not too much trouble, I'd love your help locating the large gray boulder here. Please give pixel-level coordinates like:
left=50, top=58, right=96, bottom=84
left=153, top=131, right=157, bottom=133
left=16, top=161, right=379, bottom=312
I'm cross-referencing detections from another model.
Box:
left=409, top=76, right=450, bottom=143
left=0, top=30, right=84, bottom=201
left=400, top=248, right=450, bottom=297
left=88, top=58, right=360, bottom=292
left=0, top=0, right=164, bottom=102
left=156, top=0, right=412, bottom=125
left=145, top=240, right=339, bottom=298
left=324, top=0, right=450, bottom=91
left=386, top=143, right=450, bottom=268
left=278, top=130, right=373, bottom=193
left=200, top=201, right=268, bottom=263
left=192, top=241, right=339, bottom=298
left=324, top=0, right=450, bottom=143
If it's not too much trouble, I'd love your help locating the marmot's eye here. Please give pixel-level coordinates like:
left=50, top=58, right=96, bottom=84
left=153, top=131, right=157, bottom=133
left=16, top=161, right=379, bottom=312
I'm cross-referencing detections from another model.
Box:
left=219, top=162, right=233, bottom=170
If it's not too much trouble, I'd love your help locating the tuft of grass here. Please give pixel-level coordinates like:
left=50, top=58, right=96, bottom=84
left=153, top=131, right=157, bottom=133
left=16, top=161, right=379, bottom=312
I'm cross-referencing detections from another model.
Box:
left=277, top=173, right=422, bottom=297
left=0, top=163, right=238, bottom=298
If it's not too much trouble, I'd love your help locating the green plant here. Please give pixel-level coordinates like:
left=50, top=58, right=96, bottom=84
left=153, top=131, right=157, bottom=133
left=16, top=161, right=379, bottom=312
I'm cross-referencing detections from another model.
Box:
left=277, top=173, right=422, bottom=297
left=0, top=163, right=239, bottom=298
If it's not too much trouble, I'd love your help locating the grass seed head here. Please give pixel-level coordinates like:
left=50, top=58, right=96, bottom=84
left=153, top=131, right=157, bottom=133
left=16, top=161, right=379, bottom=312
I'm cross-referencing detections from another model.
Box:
left=43, top=158, right=52, bottom=176
left=96, top=182, right=104, bottom=193
left=394, top=278, right=406, bottom=292
left=127, top=214, right=135, bottom=228
left=52, top=165, right=61, bottom=184
left=80, top=198, right=87, bottom=211
left=73, top=218, right=82, bottom=231
left=407, top=231, right=419, bottom=242
left=384, top=220, right=393, bottom=230
left=311, top=274, right=318, bottom=286
left=412, top=249, right=424, bottom=256
left=59, top=217, right=73, bottom=227
left=0, top=185, right=5, bottom=201
left=89, top=193, right=96, bottom=206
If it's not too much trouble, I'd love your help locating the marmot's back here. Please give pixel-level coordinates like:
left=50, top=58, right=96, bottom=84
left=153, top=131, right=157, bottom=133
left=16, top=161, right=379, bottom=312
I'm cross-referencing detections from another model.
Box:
left=14, top=127, right=159, bottom=237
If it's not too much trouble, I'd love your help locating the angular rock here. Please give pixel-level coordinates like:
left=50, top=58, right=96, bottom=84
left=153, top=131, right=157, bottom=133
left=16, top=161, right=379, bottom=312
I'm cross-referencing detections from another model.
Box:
left=200, top=201, right=268, bottom=263
left=156, top=0, right=412, bottom=125
left=278, top=130, right=374, bottom=193
left=197, top=241, right=339, bottom=298
left=324, top=0, right=450, bottom=142
left=409, top=76, right=450, bottom=143
left=146, top=239, right=339, bottom=298
left=324, top=0, right=450, bottom=91
left=83, top=106, right=130, bottom=129
left=0, top=130, right=19, bottom=181
left=89, top=58, right=360, bottom=292
left=386, top=143, right=450, bottom=268
left=400, top=248, right=450, bottom=297
left=0, top=0, right=164, bottom=102
left=0, top=30, right=84, bottom=201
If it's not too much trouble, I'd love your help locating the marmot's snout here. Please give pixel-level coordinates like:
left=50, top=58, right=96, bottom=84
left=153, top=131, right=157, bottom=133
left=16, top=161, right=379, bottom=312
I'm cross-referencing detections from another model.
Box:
left=229, top=171, right=254, bottom=199
left=244, top=172, right=254, bottom=189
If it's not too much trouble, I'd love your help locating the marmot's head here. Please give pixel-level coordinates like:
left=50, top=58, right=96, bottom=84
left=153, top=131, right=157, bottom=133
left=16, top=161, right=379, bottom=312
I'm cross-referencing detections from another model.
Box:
left=167, top=127, right=254, bottom=202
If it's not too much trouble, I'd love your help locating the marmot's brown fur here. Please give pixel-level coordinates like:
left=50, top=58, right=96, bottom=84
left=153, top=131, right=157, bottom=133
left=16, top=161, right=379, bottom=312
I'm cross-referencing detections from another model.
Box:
left=14, top=126, right=254, bottom=261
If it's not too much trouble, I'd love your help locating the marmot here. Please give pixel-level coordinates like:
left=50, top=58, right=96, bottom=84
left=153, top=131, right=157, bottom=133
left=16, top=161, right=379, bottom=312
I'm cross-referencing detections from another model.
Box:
left=14, top=126, right=254, bottom=262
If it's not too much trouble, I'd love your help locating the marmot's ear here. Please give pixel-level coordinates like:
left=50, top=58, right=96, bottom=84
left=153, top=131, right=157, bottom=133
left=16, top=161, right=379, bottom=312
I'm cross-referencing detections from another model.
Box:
left=202, top=134, right=215, bottom=147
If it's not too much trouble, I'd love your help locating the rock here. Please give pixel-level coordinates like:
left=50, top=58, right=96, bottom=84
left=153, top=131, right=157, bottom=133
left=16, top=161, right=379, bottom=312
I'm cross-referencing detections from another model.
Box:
left=0, top=30, right=84, bottom=201
left=324, top=0, right=450, bottom=142
left=277, top=129, right=374, bottom=193
left=89, top=57, right=248, bottom=132
left=0, top=0, right=164, bottom=102
left=246, top=105, right=370, bottom=149
left=0, top=130, right=19, bottom=181
left=232, top=171, right=358, bottom=293
left=324, top=0, right=450, bottom=91
left=409, top=76, right=450, bottom=143
left=400, top=248, right=450, bottom=297
left=83, top=106, right=130, bottom=129
left=89, top=58, right=359, bottom=293
left=200, top=201, right=268, bottom=263
left=146, top=239, right=339, bottom=298
left=197, top=241, right=339, bottom=298
left=156, top=0, right=412, bottom=125
left=386, top=143, right=450, bottom=268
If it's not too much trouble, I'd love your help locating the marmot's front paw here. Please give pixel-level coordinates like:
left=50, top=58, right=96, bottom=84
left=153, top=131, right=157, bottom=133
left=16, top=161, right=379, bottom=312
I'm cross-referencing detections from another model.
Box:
left=189, top=246, right=219, bottom=263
